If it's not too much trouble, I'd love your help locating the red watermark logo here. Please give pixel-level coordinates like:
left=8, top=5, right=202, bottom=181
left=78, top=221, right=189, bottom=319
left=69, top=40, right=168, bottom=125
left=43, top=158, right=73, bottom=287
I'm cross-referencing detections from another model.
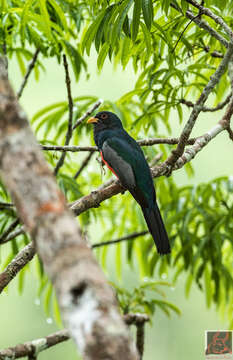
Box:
left=205, top=331, right=232, bottom=359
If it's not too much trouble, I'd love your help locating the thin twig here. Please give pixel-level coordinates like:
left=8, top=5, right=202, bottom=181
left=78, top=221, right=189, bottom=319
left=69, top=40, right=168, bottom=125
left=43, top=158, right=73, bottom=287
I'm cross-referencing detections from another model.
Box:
left=42, top=137, right=197, bottom=154
left=72, top=99, right=103, bottom=130
left=17, top=49, right=40, bottom=99
left=0, top=201, right=14, bottom=209
left=173, top=96, right=233, bottom=169
left=172, top=11, right=202, bottom=53
left=0, top=330, right=70, bottom=359
left=180, top=93, right=232, bottom=112
left=42, top=145, right=98, bottom=152
left=92, top=231, right=149, bottom=249
left=202, top=45, right=223, bottom=58
left=0, top=218, right=20, bottom=244
left=0, top=242, right=36, bottom=293
left=1, top=227, right=25, bottom=245
left=73, top=152, right=94, bottom=179
left=54, top=55, right=74, bottom=176
left=186, top=10, right=228, bottom=48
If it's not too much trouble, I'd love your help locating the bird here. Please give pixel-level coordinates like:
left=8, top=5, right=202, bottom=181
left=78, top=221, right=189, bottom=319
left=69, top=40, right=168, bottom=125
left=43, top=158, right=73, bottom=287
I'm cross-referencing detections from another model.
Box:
left=87, top=111, right=170, bottom=254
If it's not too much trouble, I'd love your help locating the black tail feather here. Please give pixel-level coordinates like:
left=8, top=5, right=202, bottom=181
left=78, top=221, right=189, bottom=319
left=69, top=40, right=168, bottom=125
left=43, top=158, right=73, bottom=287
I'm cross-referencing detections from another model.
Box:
left=142, top=204, right=170, bottom=255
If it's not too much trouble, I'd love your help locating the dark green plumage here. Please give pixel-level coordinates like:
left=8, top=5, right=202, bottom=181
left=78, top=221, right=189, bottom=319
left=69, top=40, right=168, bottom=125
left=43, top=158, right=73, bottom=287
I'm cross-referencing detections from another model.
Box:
left=88, top=111, right=170, bottom=254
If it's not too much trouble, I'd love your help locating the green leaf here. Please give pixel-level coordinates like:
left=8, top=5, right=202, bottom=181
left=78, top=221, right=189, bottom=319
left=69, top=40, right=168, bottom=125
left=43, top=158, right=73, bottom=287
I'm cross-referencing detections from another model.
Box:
left=82, top=10, right=106, bottom=55
left=44, top=282, right=53, bottom=316
left=97, top=43, right=110, bottom=70
left=38, top=0, right=53, bottom=41
left=204, top=264, right=212, bottom=308
left=185, top=272, right=193, bottom=298
left=20, top=0, right=35, bottom=43
left=142, top=0, right=153, bottom=30
left=111, top=0, right=133, bottom=47
left=132, top=0, right=141, bottom=41
left=48, top=0, right=68, bottom=31
left=140, top=21, right=151, bottom=55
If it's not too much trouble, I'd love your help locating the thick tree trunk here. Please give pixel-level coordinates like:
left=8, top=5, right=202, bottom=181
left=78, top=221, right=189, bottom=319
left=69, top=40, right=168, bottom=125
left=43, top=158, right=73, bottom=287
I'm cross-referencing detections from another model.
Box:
left=0, top=56, right=138, bottom=360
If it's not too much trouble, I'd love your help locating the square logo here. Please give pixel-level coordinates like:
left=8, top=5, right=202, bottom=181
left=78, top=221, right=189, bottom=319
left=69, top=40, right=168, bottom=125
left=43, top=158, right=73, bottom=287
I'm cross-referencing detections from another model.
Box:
left=205, top=331, right=232, bottom=360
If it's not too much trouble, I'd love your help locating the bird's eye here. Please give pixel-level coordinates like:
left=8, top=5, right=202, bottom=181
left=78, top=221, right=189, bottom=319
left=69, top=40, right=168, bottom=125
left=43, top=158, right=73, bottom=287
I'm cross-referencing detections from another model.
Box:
left=101, top=113, right=108, bottom=120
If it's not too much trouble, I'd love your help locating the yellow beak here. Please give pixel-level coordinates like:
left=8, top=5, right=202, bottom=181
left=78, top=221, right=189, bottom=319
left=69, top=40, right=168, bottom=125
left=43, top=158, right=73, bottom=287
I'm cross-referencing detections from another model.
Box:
left=87, top=117, right=99, bottom=124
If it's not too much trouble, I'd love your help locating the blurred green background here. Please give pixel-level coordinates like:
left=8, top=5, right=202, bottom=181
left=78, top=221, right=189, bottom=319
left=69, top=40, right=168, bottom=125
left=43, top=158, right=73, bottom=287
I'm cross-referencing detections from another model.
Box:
left=0, top=52, right=232, bottom=360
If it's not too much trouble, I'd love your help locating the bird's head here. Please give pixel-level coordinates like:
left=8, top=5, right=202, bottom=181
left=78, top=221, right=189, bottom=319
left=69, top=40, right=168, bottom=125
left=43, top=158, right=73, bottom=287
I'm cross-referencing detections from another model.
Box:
left=87, top=111, right=123, bottom=131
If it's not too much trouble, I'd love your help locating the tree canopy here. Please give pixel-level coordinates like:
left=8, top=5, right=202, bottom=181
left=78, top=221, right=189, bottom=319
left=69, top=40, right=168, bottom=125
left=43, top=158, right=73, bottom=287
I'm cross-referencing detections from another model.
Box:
left=0, top=0, right=233, bottom=358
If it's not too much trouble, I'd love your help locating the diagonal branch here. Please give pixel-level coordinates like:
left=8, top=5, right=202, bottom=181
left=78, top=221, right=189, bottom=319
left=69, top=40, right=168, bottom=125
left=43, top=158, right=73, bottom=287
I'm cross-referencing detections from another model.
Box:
left=186, top=0, right=233, bottom=40
left=0, top=227, right=25, bottom=245
left=185, top=10, right=228, bottom=47
left=72, top=99, right=103, bottom=130
left=165, top=41, right=233, bottom=169
left=73, top=151, right=94, bottom=179
left=0, top=218, right=20, bottom=244
left=0, top=330, right=70, bottom=360
left=0, top=242, right=36, bottom=293
left=173, top=96, right=233, bottom=169
left=17, top=49, right=40, bottom=99
left=0, top=231, right=149, bottom=292
left=54, top=55, right=74, bottom=175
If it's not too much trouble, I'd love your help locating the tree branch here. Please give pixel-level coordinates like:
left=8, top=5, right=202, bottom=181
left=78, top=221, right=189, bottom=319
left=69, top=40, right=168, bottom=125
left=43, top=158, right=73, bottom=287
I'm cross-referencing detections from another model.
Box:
left=0, top=230, right=149, bottom=292
left=124, top=313, right=149, bottom=360
left=0, top=55, right=138, bottom=360
left=1, top=227, right=25, bottom=245
left=42, top=145, right=98, bottom=152
left=186, top=0, right=233, bottom=40
left=92, top=231, right=149, bottom=248
left=0, top=314, right=149, bottom=360
left=0, top=201, right=14, bottom=210
left=226, top=56, right=233, bottom=141
left=54, top=55, right=74, bottom=175
left=173, top=96, right=233, bottom=169
left=185, top=10, right=228, bottom=48
left=0, top=242, right=36, bottom=293
left=0, top=330, right=70, bottom=360
left=73, top=151, right=94, bottom=179
left=0, top=218, right=20, bottom=244
left=165, top=40, right=233, bottom=169
left=72, top=99, right=103, bottom=130
left=180, top=93, right=232, bottom=112
left=17, top=49, right=40, bottom=99
left=41, top=137, right=197, bottom=154
left=202, top=45, right=223, bottom=58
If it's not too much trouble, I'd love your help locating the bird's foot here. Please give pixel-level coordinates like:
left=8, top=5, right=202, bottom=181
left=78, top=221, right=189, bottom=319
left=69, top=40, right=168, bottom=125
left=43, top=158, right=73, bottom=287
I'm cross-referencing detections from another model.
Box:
left=96, top=156, right=106, bottom=176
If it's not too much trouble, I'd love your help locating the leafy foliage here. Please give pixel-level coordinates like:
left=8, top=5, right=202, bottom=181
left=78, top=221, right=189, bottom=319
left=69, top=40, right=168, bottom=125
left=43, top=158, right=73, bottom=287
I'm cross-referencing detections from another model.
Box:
left=0, top=0, right=233, bottom=331
left=113, top=279, right=181, bottom=318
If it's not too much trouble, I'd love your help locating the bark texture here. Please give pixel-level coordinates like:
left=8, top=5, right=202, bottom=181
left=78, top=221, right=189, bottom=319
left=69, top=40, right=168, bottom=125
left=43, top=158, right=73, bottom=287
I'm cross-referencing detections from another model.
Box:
left=0, top=56, right=138, bottom=360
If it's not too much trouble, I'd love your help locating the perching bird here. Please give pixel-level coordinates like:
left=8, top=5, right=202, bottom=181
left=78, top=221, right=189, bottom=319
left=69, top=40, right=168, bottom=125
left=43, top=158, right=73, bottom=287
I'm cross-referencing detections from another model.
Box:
left=87, top=111, right=170, bottom=254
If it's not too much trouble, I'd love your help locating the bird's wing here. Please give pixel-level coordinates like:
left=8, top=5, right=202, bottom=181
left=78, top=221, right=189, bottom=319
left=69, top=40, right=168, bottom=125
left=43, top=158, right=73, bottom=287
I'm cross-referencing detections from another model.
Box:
left=102, top=138, right=136, bottom=190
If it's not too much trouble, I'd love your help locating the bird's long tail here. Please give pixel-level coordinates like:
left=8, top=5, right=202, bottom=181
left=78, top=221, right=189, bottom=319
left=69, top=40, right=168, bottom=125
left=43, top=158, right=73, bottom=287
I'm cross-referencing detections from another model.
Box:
left=142, top=204, right=170, bottom=255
